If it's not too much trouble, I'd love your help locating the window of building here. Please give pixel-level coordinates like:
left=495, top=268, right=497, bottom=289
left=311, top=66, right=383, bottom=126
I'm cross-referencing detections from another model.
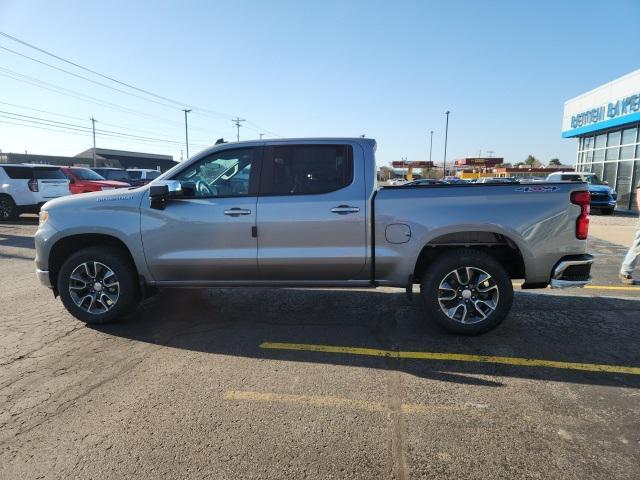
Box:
left=607, top=130, right=621, bottom=147
left=262, top=145, right=353, bottom=195
left=583, top=136, right=594, bottom=150
left=603, top=162, right=617, bottom=189
left=605, top=147, right=620, bottom=161
left=595, top=133, right=607, bottom=149
left=593, top=149, right=605, bottom=162
left=616, top=161, right=634, bottom=209
left=592, top=162, right=604, bottom=180
left=620, top=145, right=635, bottom=160
left=621, top=127, right=637, bottom=145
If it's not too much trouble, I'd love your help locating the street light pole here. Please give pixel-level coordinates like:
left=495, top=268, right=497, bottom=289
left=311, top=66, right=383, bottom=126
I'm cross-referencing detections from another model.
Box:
left=429, top=130, right=433, bottom=163
left=90, top=117, right=97, bottom=168
left=182, top=109, right=192, bottom=160
left=443, top=111, right=450, bottom=177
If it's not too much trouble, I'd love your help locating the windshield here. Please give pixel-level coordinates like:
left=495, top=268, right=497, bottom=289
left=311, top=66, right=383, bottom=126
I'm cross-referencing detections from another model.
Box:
left=72, top=168, right=105, bottom=181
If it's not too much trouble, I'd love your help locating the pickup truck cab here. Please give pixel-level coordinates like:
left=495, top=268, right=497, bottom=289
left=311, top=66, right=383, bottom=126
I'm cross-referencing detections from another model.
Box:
left=34, top=138, right=593, bottom=334
left=60, top=166, right=130, bottom=194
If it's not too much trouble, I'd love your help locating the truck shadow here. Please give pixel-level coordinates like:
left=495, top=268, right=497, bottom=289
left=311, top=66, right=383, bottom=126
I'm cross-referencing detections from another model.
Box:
left=93, top=288, right=640, bottom=388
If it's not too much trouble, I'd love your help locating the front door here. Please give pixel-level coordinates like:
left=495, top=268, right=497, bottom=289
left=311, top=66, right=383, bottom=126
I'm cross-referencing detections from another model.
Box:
left=256, top=143, right=367, bottom=280
left=141, top=147, right=261, bottom=282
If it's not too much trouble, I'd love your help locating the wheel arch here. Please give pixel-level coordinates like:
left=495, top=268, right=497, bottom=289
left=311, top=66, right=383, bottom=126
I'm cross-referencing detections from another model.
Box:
left=413, top=230, right=527, bottom=283
left=49, top=234, right=138, bottom=292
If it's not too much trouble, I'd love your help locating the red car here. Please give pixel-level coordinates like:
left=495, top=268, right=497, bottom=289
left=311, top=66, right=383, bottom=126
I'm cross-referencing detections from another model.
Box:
left=60, top=166, right=130, bottom=194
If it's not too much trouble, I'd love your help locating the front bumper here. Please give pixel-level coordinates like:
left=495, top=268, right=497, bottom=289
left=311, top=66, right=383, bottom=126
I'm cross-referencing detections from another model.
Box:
left=36, top=268, right=52, bottom=288
left=550, top=254, right=594, bottom=288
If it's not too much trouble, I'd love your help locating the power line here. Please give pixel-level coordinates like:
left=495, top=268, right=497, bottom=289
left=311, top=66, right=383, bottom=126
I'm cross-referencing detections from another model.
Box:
left=0, top=31, right=234, bottom=119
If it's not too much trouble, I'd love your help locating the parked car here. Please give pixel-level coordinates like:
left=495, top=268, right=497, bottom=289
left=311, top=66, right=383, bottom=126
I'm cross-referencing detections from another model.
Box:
left=0, top=164, right=70, bottom=220
left=403, top=179, right=446, bottom=186
left=34, top=138, right=593, bottom=335
left=60, top=166, right=130, bottom=194
left=476, top=177, right=518, bottom=184
left=91, top=167, right=131, bottom=184
left=126, top=168, right=162, bottom=187
left=545, top=172, right=616, bottom=215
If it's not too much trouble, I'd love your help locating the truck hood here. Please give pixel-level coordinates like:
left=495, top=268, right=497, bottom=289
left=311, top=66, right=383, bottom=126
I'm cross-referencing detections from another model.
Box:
left=42, top=186, right=146, bottom=213
left=588, top=184, right=613, bottom=194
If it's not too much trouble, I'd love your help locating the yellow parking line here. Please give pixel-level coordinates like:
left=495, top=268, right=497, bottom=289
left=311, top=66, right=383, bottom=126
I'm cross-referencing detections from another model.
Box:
left=259, top=342, right=640, bottom=376
left=224, top=390, right=484, bottom=415
left=513, top=282, right=639, bottom=292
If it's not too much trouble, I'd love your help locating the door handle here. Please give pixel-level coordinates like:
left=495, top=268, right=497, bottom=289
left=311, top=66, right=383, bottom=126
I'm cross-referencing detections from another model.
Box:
left=224, top=208, right=252, bottom=216
left=331, top=205, right=360, bottom=215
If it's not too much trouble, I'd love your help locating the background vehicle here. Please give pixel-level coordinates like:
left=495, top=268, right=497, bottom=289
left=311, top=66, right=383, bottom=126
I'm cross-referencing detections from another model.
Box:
left=127, top=168, right=161, bottom=187
left=403, top=179, right=445, bottom=186
left=35, top=138, right=592, bottom=335
left=476, top=177, right=518, bottom=184
left=0, top=164, right=70, bottom=220
left=91, top=167, right=131, bottom=184
left=60, top=166, right=130, bottom=194
left=545, top=172, right=617, bottom=215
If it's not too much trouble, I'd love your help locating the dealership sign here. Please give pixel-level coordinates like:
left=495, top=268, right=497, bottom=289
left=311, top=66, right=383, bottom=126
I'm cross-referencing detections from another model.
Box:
left=570, top=93, right=640, bottom=129
left=392, top=161, right=434, bottom=168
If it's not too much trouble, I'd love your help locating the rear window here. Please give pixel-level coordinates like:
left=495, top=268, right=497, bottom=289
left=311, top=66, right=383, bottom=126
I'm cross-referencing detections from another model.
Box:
left=560, top=174, right=582, bottom=181
left=128, top=171, right=142, bottom=180
left=105, top=170, right=129, bottom=181
left=2, top=166, right=32, bottom=179
left=147, top=171, right=160, bottom=180
left=71, top=168, right=105, bottom=181
left=33, top=167, right=66, bottom=180
left=262, top=144, right=353, bottom=195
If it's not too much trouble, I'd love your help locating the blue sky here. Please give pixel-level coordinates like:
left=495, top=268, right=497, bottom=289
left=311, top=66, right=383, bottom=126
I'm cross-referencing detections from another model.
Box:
left=0, top=0, right=638, bottom=166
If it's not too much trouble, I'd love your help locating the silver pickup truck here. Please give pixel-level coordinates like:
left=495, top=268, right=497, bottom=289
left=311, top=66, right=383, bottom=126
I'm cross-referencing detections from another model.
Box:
left=34, top=138, right=593, bottom=334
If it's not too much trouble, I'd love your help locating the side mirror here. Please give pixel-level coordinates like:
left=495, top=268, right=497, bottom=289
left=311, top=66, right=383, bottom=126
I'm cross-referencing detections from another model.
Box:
left=149, top=180, right=182, bottom=210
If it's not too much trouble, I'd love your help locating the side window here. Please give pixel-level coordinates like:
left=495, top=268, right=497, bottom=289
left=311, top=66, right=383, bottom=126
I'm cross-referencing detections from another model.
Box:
left=263, top=144, right=353, bottom=195
left=173, top=148, right=257, bottom=197
left=3, top=166, right=32, bottom=179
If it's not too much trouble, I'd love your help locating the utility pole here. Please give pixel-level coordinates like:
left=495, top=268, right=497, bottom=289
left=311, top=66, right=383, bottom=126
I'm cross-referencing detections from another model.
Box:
left=232, top=117, right=245, bottom=142
left=259, top=133, right=264, bottom=140
left=90, top=117, right=97, bottom=168
left=182, top=109, right=192, bottom=160
left=429, top=130, right=433, bottom=163
left=443, top=111, right=450, bottom=177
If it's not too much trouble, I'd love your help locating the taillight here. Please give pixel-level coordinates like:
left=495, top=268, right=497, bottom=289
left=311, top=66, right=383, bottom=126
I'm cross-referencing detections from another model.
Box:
left=570, top=191, right=590, bottom=240
left=28, top=179, right=39, bottom=192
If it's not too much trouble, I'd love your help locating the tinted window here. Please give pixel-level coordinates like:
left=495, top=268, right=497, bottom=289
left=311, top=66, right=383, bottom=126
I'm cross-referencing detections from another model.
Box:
left=173, top=148, right=256, bottom=197
left=146, top=171, right=160, bottom=180
left=128, top=171, right=142, bottom=180
left=561, top=174, right=582, bottom=181
left=263, top=145, right=353, bottom=195
left=106, top=170, right=129, bottom=181
left=33, top=167, right=66, bottom=179
left=2, top=166, right=32, bottom=179
left=72, top=168, right=105, bottom=180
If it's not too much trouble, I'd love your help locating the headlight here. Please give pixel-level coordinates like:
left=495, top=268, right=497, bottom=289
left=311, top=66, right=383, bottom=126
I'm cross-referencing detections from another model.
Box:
left=39, top=210, right=49, bottom=225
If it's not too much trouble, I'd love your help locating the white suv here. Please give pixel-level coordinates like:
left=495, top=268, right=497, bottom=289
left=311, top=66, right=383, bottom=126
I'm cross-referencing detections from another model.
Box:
left=0, top=164, right=70, bottom=220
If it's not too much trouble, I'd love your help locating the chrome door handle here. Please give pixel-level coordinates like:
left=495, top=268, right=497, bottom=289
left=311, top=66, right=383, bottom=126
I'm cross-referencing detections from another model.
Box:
left=331, top=205, right=360, bottom=215
left=224, top=208, right=252, bottom=216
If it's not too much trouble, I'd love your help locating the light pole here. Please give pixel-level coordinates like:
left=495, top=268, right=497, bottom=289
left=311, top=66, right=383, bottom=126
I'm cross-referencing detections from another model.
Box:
left=182, top=109, right=192, bottom=160
left=443, top=111, right=450, bottom=177
left=90, top=117, right=97, bottom=168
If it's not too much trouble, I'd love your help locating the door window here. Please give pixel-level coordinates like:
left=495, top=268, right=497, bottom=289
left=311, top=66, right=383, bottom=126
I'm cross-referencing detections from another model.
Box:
left=261, top=145, right=353, bottom=195
left=173, top=148, right=257, bottom=197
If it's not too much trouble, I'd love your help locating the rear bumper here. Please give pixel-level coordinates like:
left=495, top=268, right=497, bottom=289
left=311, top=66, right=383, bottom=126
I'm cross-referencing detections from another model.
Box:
left=550, top=254, right=593, bottom=289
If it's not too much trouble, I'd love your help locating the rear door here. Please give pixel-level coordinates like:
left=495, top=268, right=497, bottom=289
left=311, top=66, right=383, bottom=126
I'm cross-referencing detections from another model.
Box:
left=140, top=147, right=262, bottom=282
left=32, top=167, right=70, bottom=200
left=256, top=143, right=367, bottom=280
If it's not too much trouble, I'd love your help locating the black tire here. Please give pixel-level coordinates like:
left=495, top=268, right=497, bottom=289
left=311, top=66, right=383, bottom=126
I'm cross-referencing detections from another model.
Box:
left=420, top=249, right=513, bottom=335
left=57, top=246, right=139, bottom=324
left=0, top=195, right=18, bottom=221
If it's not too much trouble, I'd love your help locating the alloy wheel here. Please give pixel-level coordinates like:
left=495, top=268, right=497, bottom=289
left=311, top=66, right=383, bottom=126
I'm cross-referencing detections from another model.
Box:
left=68, top=261, right=120, bottom=314
left=437, top=267, right=499, bottom=324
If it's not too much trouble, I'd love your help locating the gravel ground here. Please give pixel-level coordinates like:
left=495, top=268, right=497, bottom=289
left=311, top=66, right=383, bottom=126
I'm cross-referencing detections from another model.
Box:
left=1, top=217, right=639, bottom=480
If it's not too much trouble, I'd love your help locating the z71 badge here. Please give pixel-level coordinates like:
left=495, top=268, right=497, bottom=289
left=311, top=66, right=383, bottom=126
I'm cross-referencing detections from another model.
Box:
left=515, top=186, right=559, bottom=193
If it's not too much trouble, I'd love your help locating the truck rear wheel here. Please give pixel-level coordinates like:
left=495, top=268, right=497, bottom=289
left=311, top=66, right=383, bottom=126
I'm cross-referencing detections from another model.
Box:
left=57, top=246, right=139, bottom=324
left=420, top=249, right=513, bottom=335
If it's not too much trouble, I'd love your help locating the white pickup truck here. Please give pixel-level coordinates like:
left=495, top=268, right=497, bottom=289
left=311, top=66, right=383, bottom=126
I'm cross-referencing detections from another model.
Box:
left=34, top=138, right=593, bottom=334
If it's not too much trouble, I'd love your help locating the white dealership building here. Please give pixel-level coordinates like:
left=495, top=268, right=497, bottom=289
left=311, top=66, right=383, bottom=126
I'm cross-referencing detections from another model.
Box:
left=562, top=69, right=640, bottom=210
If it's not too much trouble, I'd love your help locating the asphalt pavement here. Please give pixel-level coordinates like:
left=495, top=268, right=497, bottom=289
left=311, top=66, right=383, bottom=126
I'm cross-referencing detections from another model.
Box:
left=1, top=215, right=639, bottom=479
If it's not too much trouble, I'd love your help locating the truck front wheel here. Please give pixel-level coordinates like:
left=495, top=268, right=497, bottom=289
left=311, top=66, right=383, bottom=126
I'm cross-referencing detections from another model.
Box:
left=420, top=249, right=513, bottom=335
left=57, top=246, right=140, bottom=324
